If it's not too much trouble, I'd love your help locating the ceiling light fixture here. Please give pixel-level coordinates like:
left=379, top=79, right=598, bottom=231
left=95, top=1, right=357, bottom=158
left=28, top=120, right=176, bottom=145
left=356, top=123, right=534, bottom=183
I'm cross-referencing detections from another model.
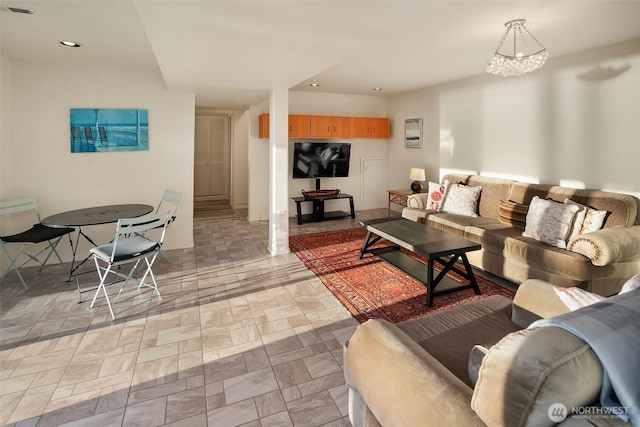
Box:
left=309, top=83, right=320, bottom=87
left=486, top=19, right=548, bottom=77
left=60, top=40, right=82, bottom=48
left=372, top=87, right=383, bottom=91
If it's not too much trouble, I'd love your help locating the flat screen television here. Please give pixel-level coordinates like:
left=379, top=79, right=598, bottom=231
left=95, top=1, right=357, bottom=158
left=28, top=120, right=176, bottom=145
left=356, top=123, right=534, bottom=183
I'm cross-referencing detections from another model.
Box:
left=292, top=142, right=351, bottom=179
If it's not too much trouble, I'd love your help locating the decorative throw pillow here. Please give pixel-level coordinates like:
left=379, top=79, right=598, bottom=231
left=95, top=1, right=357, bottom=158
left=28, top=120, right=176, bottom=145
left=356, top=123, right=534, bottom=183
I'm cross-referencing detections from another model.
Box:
left=564, top=198, right=607, bottom=237
left=552, top=286, right=605, bottom=310
left=522, top=196, right=580, bottom=249
left=581, top=209, right=607, bottom=234
left=619, top=274, right=640, bottom=294
left=426, top=181, right=448, bottom=211
left=440, top=183, right=482, bottom=217
left=498, top=199, right=529, bottom=230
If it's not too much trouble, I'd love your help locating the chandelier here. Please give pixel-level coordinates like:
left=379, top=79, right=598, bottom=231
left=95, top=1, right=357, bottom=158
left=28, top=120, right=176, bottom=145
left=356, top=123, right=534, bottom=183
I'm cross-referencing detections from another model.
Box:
left=486, top=19, right=548, bottom=77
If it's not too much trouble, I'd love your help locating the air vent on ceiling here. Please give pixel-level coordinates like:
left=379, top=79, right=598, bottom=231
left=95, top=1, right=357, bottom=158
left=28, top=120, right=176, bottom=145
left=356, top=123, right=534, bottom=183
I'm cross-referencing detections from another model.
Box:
left=2, top=6, right=34, bottom=14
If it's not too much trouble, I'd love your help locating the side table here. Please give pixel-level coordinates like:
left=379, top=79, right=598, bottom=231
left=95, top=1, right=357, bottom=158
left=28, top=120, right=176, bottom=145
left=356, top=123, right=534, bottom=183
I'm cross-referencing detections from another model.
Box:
left=387, top=189, right=414, bottom=216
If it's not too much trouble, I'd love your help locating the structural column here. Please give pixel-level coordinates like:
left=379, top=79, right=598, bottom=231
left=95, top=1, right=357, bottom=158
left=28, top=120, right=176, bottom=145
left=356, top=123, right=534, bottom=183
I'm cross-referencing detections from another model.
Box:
left=267, top=88, right=290, bottom=255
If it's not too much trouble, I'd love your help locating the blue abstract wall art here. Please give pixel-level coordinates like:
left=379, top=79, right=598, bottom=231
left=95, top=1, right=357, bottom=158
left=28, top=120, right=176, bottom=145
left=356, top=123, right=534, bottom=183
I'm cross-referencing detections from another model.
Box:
left=70, top=108, right=149, bottom=153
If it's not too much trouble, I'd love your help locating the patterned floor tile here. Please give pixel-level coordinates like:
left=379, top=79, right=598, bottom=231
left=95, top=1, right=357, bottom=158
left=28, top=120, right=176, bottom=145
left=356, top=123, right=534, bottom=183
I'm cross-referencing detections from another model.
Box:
left=0, top=208, right=396, bottom=425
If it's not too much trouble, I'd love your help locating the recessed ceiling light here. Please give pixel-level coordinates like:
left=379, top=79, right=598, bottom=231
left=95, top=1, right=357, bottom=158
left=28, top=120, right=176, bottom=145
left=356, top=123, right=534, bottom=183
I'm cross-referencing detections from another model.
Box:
left=372, top=87, right=383, bottom=91
left=309, top=83, right=320, bottom=87
left=60, top=40, right=82, bottom=48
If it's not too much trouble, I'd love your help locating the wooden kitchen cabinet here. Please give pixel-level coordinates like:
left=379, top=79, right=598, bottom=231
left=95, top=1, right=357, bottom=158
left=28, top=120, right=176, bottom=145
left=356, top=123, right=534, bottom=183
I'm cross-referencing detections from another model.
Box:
left=310, top=116, right=352, bottom=138
left=259, top=114, right=388, bottom=139
left=258, top=114, right=310, bottom=138
left=288, top=115, right=310, bottom=138
left=352, top=117, right=389, bottom=139
left=258, top=114, right=269, bottom=138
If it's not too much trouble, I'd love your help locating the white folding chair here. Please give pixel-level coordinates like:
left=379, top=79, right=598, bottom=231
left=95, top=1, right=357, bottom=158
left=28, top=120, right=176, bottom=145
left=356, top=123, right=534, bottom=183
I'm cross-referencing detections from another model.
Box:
left=153, top=189, right=182, bottom=262
left=0, top=197, right=74, bottom=289
left=89, top=213, right=170, bottom=320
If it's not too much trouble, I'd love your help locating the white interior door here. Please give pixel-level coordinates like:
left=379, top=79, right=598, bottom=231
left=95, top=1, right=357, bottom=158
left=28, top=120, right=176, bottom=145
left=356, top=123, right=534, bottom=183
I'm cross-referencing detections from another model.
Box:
left=194, top=114, right=230, bottom=199
left=362, top=157, right=385, bottom=208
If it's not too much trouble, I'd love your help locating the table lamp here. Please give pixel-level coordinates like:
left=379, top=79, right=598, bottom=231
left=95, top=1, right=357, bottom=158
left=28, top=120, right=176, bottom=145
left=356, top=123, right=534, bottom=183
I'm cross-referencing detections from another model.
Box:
left=410, top=168, right=426, bottom=193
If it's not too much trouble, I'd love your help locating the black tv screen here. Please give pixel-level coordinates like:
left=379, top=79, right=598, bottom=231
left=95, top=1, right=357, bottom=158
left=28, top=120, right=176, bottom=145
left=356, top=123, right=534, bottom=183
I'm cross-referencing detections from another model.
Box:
left=292, top=142, right=351, bottom=179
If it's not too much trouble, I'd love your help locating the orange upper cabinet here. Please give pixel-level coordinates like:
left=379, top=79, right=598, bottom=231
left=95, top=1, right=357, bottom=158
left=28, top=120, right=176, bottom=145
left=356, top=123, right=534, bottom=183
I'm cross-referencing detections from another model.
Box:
left=258, top=114, right=310, bottom=138
left=352, top=117, right=390, bottom=139
left=260, top=114, right=387, bottom=139
left=310, top=116, right=352, bottom=139
left=258, top=114, right=269, bottom=138
left=288, top=115, right=310, bottom=138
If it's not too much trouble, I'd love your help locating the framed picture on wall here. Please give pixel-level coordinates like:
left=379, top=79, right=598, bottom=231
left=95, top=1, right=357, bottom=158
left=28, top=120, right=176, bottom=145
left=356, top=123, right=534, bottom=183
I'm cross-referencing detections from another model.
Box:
left=70, top=108, right=149, bottom=153
left=404, top=118, right=422, bottom=148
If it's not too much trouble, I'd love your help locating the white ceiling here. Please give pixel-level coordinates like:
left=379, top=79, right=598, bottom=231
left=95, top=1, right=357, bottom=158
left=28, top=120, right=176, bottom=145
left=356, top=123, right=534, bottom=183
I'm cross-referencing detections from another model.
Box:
left=2, top=0, right=639, bottom=110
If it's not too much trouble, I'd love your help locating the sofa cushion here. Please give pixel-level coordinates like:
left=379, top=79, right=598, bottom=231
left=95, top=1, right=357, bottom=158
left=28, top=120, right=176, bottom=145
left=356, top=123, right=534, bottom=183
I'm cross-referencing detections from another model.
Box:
left=471, top=327, right=603, bottom=427
left=440, top=183, right=482, bottom=217
left=397, top=295, right=519, bottom=388
left=476, top=227, right=592, bottom=281
left=428, top=213, right=500, bottom=237
left=522, top=196, right=580, bottom=249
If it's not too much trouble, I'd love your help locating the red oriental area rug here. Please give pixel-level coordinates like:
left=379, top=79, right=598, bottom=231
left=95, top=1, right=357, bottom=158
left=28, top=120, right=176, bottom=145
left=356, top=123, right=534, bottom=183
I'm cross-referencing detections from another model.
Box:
left=290, top=228, right=515, bottom=324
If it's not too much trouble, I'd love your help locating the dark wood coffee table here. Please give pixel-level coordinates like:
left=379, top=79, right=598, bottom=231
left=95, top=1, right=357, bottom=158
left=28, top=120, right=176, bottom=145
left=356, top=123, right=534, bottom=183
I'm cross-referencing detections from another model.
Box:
left=359, top=217, right=481, bottom=307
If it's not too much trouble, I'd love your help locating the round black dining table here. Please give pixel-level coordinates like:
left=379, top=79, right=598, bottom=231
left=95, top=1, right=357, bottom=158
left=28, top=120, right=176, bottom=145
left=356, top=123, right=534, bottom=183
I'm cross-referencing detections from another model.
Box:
left=43, top=204, right=154, bottom=227
left=42, top=204, right=154, bottom=295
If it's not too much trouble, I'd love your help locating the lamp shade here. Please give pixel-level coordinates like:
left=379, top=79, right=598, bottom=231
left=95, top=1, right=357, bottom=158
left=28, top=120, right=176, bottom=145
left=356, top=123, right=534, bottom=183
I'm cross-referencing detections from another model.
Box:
left=409, top=168, right=426, bottom=181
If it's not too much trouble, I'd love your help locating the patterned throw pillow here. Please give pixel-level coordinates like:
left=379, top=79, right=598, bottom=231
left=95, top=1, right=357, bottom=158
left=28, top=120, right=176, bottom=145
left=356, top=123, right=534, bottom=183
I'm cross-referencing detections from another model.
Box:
left=564, top=198, right=607, bottom=238
left=553, top=286, right=605, bottom=310
left=522, top=196, right=580, bottom=249
left=440, top=183, right=482, bottom=217
left=619, top=274, right=640, bottom=294
left=498, top=199, right=529, bottom=230
left=426, top=182, right=447, bottom=211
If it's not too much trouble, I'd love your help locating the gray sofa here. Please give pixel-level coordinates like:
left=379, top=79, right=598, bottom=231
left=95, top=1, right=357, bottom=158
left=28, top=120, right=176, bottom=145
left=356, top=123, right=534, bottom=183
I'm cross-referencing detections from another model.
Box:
left=402, top=174, right=640, bottom=296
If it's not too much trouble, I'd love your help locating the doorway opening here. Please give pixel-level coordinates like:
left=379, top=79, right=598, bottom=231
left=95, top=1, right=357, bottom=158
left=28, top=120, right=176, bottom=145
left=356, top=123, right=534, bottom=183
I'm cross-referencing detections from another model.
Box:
left=194, top=113, right=234, bottom=220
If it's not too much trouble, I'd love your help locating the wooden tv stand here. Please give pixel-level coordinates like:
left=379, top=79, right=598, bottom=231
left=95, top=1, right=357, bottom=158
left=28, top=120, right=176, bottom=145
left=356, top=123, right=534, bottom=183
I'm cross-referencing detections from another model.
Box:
left=292, top=193, right=355, bottom=225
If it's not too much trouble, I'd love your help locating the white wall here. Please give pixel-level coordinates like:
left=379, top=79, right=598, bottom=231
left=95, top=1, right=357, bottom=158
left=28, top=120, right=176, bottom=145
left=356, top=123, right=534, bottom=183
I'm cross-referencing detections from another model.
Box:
left=232, top=110, right=249, bottom=209
left=1, top=56, right=12, bottom=200
left=248, top=101, right=270, bottom=221
left=386, top=39, right=640, bottom=208
left=247, top=91, right=388, bottom=220
left=0, top=59, right=195, bottom=269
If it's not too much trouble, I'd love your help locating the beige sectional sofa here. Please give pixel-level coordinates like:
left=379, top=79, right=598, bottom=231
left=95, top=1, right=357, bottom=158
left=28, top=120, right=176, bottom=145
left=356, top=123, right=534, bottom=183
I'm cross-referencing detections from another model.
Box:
left=344, top=279, right=637, bottom=426
left=402, top=174, right=640, bottom=296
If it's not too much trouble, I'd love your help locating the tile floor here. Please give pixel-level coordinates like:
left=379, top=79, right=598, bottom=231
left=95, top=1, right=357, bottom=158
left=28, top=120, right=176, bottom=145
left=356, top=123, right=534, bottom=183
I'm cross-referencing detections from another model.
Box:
left=0, top=207, right=398, bottom=427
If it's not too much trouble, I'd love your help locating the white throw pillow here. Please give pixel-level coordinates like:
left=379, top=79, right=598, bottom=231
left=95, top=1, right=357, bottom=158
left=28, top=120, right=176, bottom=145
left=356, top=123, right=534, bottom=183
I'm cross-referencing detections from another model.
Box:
left=440, top=183, right=481, bottom=217
left=564, top=198, right=607, bottom=237
left=619, top=274, right=640, bottom=294
left=553, top=286, right=605, bottom=311
left=522, top=196, right=580, bottom=249
left=426, top=181, right=448, bottom=211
